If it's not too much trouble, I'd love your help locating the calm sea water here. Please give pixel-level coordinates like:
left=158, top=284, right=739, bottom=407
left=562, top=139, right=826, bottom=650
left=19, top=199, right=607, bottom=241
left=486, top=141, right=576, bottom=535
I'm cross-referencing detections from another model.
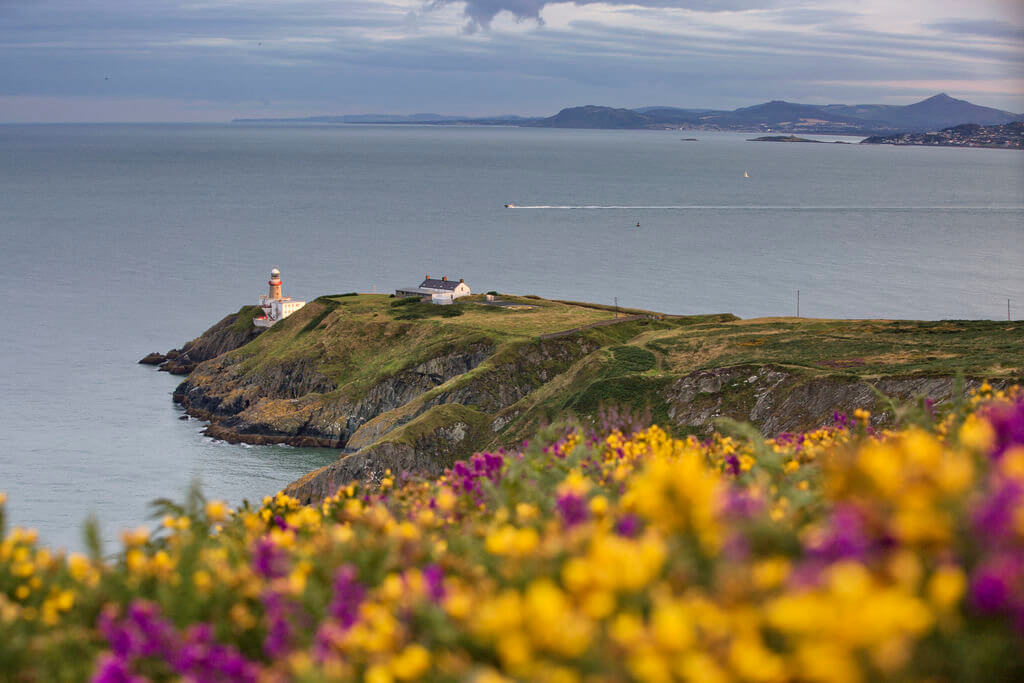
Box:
left=1, top=123, right=1022, bottom=550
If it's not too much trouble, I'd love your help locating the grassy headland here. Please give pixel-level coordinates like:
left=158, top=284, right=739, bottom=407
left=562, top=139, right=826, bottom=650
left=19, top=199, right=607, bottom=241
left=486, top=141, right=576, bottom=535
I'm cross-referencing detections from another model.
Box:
left=168, top=293, right=1023, bottom=499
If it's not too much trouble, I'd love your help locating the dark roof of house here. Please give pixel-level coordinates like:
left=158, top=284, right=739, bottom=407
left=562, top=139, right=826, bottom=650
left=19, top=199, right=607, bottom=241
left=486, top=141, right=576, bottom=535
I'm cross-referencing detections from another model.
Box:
left=420, top=278, right=461, bottom=291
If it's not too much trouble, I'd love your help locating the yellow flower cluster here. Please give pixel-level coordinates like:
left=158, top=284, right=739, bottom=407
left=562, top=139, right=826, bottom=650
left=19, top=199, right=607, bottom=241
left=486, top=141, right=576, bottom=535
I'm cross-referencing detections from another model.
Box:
left=1, top=389, right=1023, bottom=681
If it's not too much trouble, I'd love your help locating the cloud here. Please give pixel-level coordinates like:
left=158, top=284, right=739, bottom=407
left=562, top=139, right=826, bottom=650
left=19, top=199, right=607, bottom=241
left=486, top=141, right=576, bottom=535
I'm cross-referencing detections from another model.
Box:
left=928, top=19, right=1024, bottom=42
left=427, top=0, right=786, bottom=33
left=1, top=0, right=1023, bottom=120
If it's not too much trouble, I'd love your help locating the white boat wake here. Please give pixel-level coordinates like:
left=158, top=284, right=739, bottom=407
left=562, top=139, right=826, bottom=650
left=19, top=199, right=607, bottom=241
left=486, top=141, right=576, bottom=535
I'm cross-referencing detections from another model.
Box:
left=505, top=205, right=1023, bottom=211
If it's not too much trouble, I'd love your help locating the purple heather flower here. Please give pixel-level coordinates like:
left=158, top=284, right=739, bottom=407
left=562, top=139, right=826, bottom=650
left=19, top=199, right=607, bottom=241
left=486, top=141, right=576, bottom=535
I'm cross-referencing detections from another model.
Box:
left=251, top=537, right=288, bottom=579
left=261, top=590, right=293, bottom=659
left=556, top=492, right=589, bottom=527
left=615, top=514, right=642, bottom=537
left=810, top=505, right=871, bottom=561
left=94, top=602, right=259, bottom=683
left=971, top=569, right=1011, bottom=612
left=329, top=564, right=366, bottom=629
left=725, top=455, right=740, bottom=476
left=987, top=398, right=1024, bottom=459
left=722, top=489, right=762, bottom=519
left=447, top=452, right=506, bottom=502
left=422, top=564, right=446, bottom=602
left=91, top=654, right=145, bottom=683
left=972, top=480, right=1023, bottom=544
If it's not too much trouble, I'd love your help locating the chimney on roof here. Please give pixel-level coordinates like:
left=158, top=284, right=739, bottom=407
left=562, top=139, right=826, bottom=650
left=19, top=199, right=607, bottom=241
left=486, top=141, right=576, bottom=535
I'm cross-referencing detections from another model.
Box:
left=425, top=275, right=429, bottom=280
left=459, top=278, right=464, bottom=283
left=442, top=276, right=447, bottom=281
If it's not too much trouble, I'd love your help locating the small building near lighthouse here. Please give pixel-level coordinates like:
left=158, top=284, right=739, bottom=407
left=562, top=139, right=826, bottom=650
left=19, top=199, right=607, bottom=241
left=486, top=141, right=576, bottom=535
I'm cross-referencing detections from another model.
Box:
left=254, top=267, right=306, bottom=328
left=395, top=275, right=471, bottom=305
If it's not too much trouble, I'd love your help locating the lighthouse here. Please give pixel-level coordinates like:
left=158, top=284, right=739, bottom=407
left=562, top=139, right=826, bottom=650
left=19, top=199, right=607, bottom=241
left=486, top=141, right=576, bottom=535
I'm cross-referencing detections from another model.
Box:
left=268, top=267, right=283, bottom=300
left=255, top=267, right=306, bottom=328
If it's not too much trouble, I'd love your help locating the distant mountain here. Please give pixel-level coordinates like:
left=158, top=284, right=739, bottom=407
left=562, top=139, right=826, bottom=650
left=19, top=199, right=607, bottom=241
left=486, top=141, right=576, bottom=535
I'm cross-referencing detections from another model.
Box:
left=527, top=105, right=652, bottom=129
left=702, top=100, right=887, bottom=132
left=232, top=94, right=1021, bottom=134
left=529, top=95, right=1021, bottom=134
left=824, top=94, right=1020, bottom=130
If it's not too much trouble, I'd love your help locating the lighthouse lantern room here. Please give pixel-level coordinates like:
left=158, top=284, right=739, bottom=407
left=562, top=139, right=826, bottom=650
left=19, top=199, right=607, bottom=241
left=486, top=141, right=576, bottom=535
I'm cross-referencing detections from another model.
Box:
left=255, top=267, right=306, bottom=328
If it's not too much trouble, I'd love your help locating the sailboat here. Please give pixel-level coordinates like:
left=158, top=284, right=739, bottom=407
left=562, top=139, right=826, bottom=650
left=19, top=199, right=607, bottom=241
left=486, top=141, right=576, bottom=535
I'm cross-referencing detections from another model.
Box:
left=744, top=170, right=750, bottom=179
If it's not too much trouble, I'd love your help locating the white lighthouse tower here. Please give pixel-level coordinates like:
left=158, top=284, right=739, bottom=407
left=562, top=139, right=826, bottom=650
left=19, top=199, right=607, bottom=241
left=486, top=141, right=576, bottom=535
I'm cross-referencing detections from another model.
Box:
left=255, top=267, right=306, bottom=328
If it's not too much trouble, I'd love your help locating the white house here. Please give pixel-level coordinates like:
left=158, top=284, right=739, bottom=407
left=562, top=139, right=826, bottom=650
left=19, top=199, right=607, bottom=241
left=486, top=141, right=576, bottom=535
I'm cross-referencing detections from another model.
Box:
left=254, top=267, right=306, bottom=327
left=395, top=275, right=471, bottom=305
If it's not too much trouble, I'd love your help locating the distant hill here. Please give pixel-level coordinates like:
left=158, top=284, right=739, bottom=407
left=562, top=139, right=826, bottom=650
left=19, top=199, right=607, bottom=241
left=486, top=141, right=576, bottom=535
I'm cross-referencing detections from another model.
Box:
left=824, top=94, right=1020, bottom=130
left=528, top=94, right=1021, bottom=134
left=526, top=105, right=652, bottom=129
left=232, top=94, right=1021, bottom=134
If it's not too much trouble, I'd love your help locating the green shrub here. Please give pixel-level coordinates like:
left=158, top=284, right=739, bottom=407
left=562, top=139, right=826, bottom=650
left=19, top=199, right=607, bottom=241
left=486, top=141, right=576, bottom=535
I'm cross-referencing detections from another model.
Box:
left=607, top=346, right=656, bottom=375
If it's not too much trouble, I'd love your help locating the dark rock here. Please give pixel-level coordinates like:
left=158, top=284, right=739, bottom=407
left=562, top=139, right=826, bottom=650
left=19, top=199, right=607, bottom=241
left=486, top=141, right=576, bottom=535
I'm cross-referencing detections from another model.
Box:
left=138, top=352, right=166, bottom=365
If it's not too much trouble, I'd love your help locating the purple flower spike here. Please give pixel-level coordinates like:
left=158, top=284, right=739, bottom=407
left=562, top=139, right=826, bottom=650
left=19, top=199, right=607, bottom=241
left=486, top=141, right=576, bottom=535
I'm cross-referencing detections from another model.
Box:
left=329, top=564, right=366, bottom=629
left=556, top=492, right=588, bottom=527
left=971, top=569, right=1011, bottom=612
left=810, top=505, right=871, bottom=561
left=94, top=601, right=260, bottom=683
left=91, top=654, right=146, bottom=683
left=251, top=537, right=288, bottom=579
left=261, top=591, right=293, bottom=659
left=987, top=398, right=1024, bottom=459
left=615, top=514, right=642, bottom=537
left=447, top=451, right=506, bottom=504
left=972, top=481, right=1023, bottom=544
left=725, top=455, right=740, bottom=476
left=423, top=564, right=446, bottom=601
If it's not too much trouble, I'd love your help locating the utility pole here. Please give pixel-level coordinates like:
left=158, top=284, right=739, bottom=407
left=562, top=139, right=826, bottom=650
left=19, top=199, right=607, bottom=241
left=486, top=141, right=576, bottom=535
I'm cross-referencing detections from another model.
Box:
left=796, top=290, right=800, bottom=318
left=614, top=296, right=619, bottom=318
left=1010, top=298, right=1012, bottom=321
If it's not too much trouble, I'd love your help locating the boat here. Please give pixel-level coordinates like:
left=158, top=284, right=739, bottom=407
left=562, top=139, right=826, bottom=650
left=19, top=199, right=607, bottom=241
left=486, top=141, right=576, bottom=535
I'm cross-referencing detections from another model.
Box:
left=505, top=202, right=517, bottom=208
left=744, top=171, right=750, bottom=178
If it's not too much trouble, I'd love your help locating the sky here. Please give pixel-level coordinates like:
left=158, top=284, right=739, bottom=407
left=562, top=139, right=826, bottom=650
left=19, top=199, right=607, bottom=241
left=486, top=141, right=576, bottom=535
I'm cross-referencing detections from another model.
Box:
left=0, top=0, right=1021, bottom=122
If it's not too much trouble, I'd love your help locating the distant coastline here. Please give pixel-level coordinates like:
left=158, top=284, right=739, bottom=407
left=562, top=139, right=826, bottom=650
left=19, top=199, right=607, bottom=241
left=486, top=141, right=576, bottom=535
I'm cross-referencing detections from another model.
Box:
left=233, top=93, right=1022, bottom=136
left=861, top=122, right=1024, bottom=150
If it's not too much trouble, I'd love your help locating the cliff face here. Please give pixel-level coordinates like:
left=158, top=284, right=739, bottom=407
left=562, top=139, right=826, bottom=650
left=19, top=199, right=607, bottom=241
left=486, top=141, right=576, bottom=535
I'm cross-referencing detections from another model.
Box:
left=664, top=366, right=1005, bottom=436
left=155, top=295, right=1023, bottom=505
left=175, top=345, right=495, bottom=448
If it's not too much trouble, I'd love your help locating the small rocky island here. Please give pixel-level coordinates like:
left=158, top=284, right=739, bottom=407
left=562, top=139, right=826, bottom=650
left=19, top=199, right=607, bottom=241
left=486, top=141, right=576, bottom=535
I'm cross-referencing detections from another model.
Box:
left=748, top=135, right=849, bottom=143
left=861, top=121, right=1024, bottom=149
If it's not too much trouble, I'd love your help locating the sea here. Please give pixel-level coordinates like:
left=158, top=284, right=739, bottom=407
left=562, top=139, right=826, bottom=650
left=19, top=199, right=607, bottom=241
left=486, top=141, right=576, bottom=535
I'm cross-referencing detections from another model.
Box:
left=1, top=123, right=1022, bottom=551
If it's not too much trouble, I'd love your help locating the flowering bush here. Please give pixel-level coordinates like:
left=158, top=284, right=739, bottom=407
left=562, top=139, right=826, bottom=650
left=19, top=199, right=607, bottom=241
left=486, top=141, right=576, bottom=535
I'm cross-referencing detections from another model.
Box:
left=2, top=384, right=1024, bottom=681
